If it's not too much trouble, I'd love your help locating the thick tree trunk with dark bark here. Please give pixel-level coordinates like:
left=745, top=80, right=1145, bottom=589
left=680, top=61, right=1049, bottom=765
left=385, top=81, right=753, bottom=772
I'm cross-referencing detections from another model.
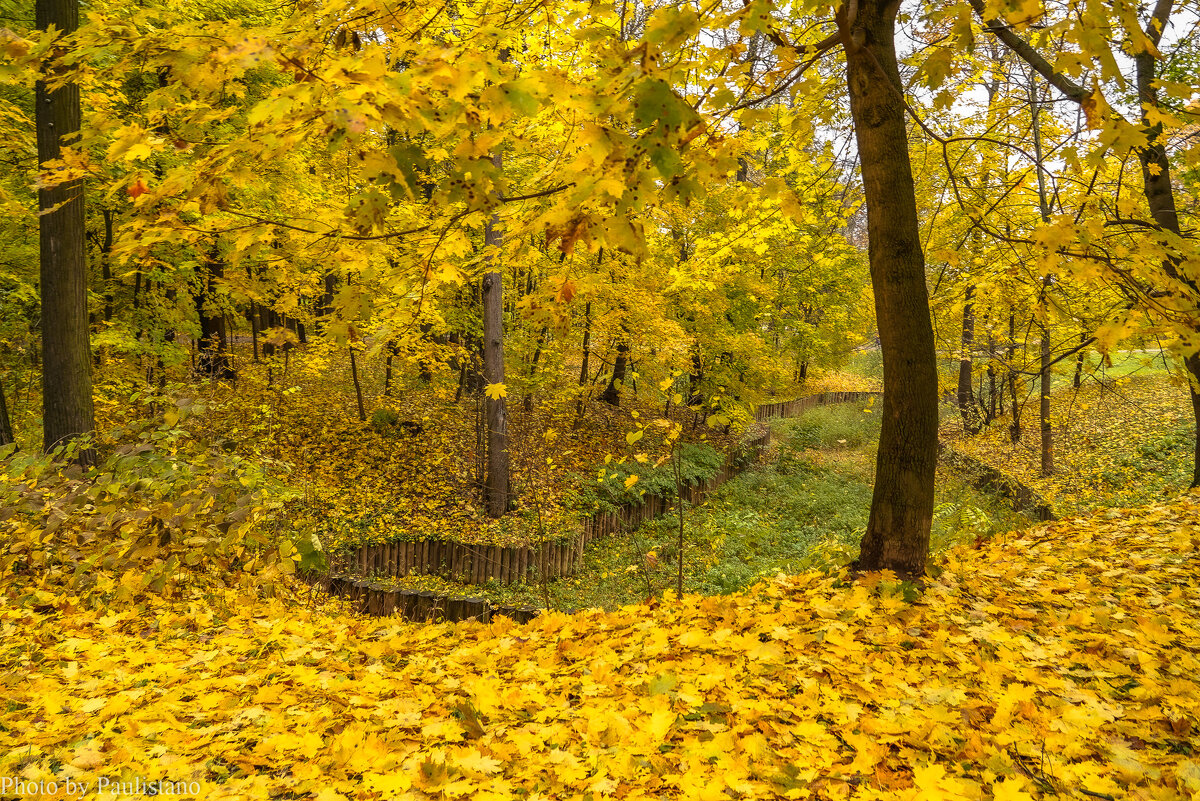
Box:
left=602, top=341, right=629, bottom=407
left=37, top=0, right=94, bottom=459
left=1134, top=27, right=1200, bottom=487
left=843, top=0, right=938, bottom=578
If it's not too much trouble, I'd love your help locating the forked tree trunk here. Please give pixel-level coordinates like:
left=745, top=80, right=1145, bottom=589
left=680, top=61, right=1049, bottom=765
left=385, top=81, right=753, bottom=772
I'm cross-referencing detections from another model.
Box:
left=602, top=341, right=629, bottom=407
left=843, top=0, right=938, bottom=578
left=37, top=0, right=94, bottom=460
left=195, top=247, right=235, bottom=380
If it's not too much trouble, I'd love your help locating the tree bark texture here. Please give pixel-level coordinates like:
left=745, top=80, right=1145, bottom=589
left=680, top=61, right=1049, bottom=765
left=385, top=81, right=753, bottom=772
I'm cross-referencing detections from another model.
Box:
left=1008, top=313, right=1020, bottom=443
left=957, top=284, right=980, bottom=434
left=195, top=248, right=235, bottom=380
left=37, top=0, right=94, bottom=457
left=1133, top=12, right=1200, bottom=487
left=1040, top=320, right=1052, bottom=476
left=602, top=341, right=629, bottom=407
left=843, top=0, right=938, bottom=578
left=349, top=346, right=366, bottom=422
left=0, top=373, right=14, bottom=447
left=482, top=154, right=510, bottom=517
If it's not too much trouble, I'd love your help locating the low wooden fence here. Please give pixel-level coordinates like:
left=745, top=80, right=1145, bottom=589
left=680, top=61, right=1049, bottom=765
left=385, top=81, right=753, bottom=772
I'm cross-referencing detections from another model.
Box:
left=325, top=576, right=540, bottom=623
left=755, top=390, right=882, bottom=421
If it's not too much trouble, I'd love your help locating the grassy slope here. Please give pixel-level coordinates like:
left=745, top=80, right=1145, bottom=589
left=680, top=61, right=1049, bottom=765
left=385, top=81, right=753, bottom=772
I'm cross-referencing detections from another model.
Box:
left=363, top=402, right=1032, bottom=612
left=942, top=374, right=1195, bottom=515
left=3, top=494, right=1197, bottom=800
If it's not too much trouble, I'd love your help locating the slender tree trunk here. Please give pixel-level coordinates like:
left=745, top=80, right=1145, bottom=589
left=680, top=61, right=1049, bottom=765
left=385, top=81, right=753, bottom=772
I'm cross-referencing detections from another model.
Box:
left=37, top=0, right=94, bottom=460
left=1008, top=313, right=1021, bottom=443
left=1040, top=316, right=1052, bottom=475
left=1030, top=77, right=1053, bottom=476
left=1073, top=332, right=1085, bottom=389
left=688, top=347, right=704, bottom=405
left=0, top=373, right=14, bottom=448
left=957, top=284, right=980, bottom=434
left=249, top=302, right=260, bottom=361
left=99, top=207, right=114, bottom=323
left=579, top=301, right=592, bottom=387
left=482, top=155, right=510, bottom=517
left=195, top=246, right=235, bottom=380
left=986, top=331, right=998, bottom=423
left=349, top=346, right=366, bottom=422
left=844, top=0, right=938, bottom=578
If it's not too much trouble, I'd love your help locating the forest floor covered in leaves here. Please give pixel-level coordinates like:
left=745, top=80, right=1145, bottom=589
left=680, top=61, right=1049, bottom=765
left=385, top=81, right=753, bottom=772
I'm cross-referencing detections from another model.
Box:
left=2, top=488, right=1197, bottom=799
left=941, top=372, right=1195, bottom=516
left=170, top=350, right=761, bottom=554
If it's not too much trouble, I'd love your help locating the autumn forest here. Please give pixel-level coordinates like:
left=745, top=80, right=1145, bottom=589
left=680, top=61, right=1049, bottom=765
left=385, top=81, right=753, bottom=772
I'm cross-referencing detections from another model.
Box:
left=1, top=0, right=1198, bottom=798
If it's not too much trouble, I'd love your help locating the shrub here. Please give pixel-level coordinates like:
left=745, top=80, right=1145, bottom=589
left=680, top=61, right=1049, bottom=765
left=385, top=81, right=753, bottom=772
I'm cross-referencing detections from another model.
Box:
left=777, top=403, right=881, bottom=453
left=369, top=408, right=399, bottom=433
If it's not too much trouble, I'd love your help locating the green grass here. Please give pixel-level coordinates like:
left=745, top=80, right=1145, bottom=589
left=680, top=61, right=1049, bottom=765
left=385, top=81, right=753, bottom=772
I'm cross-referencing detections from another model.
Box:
left=844, top=347, right=883, bottom=379
left=455, top=402, right=1034, bottom=611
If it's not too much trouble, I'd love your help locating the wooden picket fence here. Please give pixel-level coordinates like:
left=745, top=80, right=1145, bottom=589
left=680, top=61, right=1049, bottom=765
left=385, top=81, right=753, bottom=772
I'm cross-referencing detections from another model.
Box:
left=754, top=390, right=882, bottom=421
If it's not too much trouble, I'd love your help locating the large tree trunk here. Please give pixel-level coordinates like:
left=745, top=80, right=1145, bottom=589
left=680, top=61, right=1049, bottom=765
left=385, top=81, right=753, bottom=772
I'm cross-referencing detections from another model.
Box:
left=1133, top=11, right=1200, bottom=487
left=482, top=155, right=510, bottom=517
left=844, top=0, right=938, bottom=578
left=37, top=0, right=94, bottom=460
